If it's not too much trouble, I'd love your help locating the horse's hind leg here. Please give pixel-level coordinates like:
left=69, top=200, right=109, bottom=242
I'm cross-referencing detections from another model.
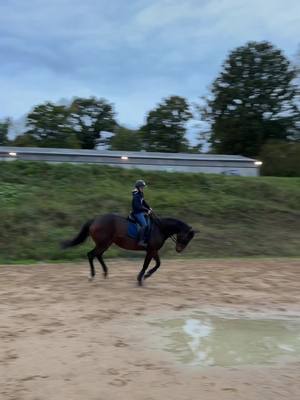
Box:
left=96, top=252, right=108, bottom=278
left=87, top=248, right=97, bottom=280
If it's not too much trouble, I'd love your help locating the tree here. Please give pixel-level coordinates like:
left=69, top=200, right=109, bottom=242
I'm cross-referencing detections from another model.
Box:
left=0, top=118, right=11, bottom=145
left=140, top=96, right=193, bottom=152
left=107, top=126, right=142, bottom=151
left=25, top=102, right=79, bottom=148
left=201, top=41, right=300, bottom=157
left=12, top=133, right=38, bottom=147
left=69, top=97, right=117, bottom=149
left=259, top=141, right=300, bottom=177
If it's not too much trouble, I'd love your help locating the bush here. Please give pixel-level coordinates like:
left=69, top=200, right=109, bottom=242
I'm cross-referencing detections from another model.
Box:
left=260, top=141, right=300, bottom=177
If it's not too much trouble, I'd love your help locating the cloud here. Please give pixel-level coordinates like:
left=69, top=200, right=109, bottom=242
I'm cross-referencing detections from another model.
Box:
left=0, top=0, right=299, bottom=134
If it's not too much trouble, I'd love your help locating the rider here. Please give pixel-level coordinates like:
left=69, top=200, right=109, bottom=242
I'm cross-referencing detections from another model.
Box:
left=132, top=179, right=152, bottom=247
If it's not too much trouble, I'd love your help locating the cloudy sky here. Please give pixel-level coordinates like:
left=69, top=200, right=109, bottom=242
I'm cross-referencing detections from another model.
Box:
left=1, top=0, right=300, bottom=134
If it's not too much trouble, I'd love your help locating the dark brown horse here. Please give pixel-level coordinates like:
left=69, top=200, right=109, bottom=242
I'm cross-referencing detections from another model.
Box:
left=62, top=213, right=196, bottom=285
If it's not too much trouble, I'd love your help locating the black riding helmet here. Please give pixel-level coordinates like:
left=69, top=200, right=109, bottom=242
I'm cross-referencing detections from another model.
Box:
left=135, top=179, right=146, bottom=189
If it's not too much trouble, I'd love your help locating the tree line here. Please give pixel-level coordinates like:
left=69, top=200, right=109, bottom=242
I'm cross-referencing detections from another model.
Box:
left=1, top=41, right=300, bottom=175
left=0, top=96, right=195, bottom=153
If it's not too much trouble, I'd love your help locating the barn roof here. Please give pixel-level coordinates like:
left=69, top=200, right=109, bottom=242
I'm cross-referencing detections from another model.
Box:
left=0, top=146, right=256, bottom=162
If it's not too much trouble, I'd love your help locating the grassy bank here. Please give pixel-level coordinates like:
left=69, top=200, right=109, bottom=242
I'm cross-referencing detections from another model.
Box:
left=0, top=161, right=299, bottom=262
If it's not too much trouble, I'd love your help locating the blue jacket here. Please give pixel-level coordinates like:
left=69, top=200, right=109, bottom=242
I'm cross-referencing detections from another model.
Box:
left=132, top=189, right=150, bottom=214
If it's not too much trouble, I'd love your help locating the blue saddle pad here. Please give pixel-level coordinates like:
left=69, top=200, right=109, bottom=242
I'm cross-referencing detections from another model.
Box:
left=127, top=219, right=152, bottom=241
left=127, top=221, right=139, bottom=240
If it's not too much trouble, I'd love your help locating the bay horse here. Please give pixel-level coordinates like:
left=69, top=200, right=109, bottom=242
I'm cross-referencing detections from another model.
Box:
left=61, top=213, right=196, bottom=285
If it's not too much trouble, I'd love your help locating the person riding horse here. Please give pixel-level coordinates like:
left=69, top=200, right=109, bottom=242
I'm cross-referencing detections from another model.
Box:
left=132, top=180, right=152, bottom=247
left=62, top=180, right=197, bottom=285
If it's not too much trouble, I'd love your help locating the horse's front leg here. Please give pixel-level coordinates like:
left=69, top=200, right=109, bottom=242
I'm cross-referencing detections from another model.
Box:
left=144, top=253, right=160, bottom=279
left=137, top=251, right=153, bottom=286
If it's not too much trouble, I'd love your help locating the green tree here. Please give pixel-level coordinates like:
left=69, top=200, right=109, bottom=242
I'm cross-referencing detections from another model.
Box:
left=12, top=133, right=38, bottom=147
left=0, top=118, right=11, bottom=145
left=69, top=97, right=117, bottom=149
left=259, top=141, right=300, bottom=177
left=108, top=126, right=142, bottom=151
left=201, top=41, right=299, bottom=157
left=25, top=102, right=79, bottom=148
left=141, top=96, right=193, bottom=152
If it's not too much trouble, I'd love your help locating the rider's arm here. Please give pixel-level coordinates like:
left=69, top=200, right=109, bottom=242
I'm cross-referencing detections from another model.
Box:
left=143, top=199, right=151, bottom=210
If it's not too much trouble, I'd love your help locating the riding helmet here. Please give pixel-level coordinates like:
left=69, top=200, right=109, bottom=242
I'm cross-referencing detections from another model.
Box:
left=135, top=179, right=146, bottom=188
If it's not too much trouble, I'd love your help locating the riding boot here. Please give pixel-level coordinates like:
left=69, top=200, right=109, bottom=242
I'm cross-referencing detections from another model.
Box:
left=138, top=226, right=147, bottom=247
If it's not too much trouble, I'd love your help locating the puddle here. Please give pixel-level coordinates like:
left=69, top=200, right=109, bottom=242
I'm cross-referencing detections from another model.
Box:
left=151, top=314, right=300, bottom=367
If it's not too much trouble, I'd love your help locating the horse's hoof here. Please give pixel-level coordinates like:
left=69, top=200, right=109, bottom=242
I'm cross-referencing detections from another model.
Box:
left=137, top=278, right=143, bottom=286
left=88, top=276, right=95, bottom=282
left=103, top=273, right=108, bottom=279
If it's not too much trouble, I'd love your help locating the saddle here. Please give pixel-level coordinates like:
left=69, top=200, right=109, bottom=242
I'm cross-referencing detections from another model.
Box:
left=127, top=212, right=151, bottom=241
left=127, top=212, right=138, bottom=224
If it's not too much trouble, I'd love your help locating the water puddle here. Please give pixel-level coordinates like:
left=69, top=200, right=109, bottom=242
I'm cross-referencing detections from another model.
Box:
left=151, top=314, right=300, bottom=367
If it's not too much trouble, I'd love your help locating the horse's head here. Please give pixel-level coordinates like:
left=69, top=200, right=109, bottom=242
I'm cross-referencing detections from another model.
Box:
left=176, top=226, right=197, bottom=253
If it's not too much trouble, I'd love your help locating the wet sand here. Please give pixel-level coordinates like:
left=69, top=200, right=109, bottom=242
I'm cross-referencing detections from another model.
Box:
left=0, top=259, right=299, bottom=400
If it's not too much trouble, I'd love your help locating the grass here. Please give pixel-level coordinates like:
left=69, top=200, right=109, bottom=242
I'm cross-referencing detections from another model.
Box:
left=0, top=160, right=299, bottom=263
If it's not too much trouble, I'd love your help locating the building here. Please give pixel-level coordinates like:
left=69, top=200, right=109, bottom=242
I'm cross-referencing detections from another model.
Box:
left=0, top=146, right=262, bottom=176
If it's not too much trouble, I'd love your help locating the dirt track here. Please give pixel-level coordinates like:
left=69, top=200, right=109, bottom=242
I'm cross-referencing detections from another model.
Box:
left=0, top=259, right=300, bottom=400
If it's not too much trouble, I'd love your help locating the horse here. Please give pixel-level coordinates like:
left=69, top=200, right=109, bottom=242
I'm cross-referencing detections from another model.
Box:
left=61, top=213, right=196, bottom=285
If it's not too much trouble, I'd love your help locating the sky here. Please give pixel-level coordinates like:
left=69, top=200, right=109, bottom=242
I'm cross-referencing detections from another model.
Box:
left=1, top=0, right=300, bottom=140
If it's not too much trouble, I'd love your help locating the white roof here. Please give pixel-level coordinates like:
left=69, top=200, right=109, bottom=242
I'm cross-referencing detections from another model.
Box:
left=0, top=146, right=257, bottom=162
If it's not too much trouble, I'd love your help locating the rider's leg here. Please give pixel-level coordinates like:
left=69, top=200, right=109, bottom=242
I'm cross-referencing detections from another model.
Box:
left=133, top=213, right=148, bottom=246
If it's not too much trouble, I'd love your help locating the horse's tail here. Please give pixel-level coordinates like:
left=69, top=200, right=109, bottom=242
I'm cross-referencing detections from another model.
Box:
left=61, top=219, right=94, bottom=249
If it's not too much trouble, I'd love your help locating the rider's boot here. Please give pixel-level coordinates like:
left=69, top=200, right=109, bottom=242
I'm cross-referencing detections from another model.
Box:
left=138, top=226, right=147, bottom=248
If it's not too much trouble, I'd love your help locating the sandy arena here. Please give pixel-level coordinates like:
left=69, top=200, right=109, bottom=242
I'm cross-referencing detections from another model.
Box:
left=0, top=259, right=299, bottom=400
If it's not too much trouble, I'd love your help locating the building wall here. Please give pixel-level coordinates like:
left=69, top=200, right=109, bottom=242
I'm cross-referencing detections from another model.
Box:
left=102, top=163, right=258, bottom=176
left=0, top=148, right=259, bottom=176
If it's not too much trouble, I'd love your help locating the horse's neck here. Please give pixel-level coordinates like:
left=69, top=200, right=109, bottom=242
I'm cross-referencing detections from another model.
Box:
left=159, top=218, right=185, bottom=236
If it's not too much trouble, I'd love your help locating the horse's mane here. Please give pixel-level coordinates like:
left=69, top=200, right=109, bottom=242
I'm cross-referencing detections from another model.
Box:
left=156, top=217, right=190, bottom=232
